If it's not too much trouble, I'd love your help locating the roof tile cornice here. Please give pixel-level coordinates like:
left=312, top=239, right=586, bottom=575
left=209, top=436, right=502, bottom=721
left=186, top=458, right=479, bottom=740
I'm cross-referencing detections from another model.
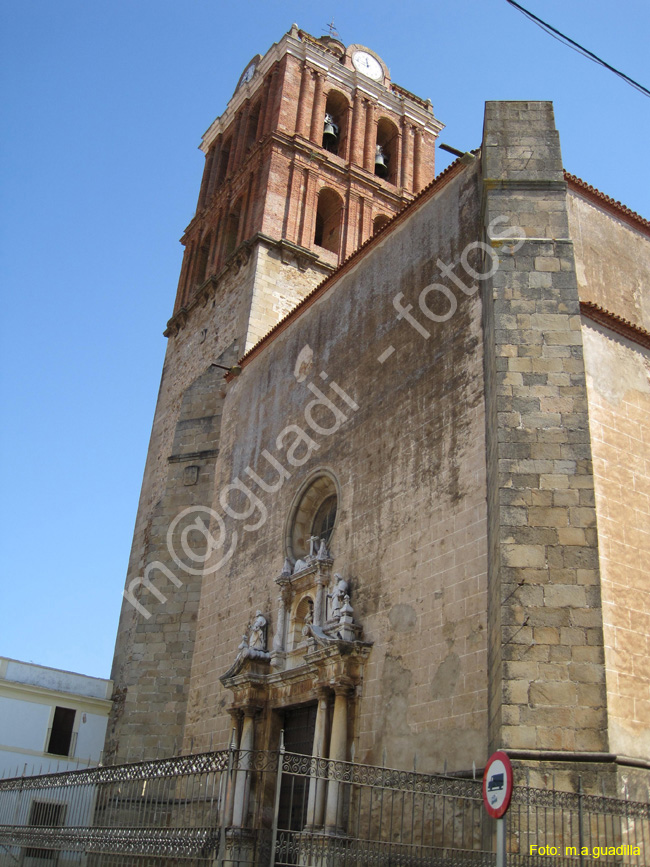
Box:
left=580, top=300, right=650, bottom=350
left=565, top=172, right=650, bottom=237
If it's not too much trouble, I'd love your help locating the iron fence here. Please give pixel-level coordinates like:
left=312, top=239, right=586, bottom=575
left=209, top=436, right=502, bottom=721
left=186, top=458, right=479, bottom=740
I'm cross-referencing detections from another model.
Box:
left=0, top=748, right=648, bottom=866
left=0, top=750, right=235, bottom=866
left=507, top=782, right=649, bottom=866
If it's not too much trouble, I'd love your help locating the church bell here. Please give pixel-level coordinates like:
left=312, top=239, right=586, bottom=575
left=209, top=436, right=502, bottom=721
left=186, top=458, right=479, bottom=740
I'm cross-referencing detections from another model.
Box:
left=374, top=144, right=389, bottom=178
left=323, top=113, right=339, bottom=152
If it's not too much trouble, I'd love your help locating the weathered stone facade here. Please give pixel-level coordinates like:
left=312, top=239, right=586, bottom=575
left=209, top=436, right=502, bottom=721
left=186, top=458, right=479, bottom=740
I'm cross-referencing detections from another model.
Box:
left=107, top=27, right=649, bottom=800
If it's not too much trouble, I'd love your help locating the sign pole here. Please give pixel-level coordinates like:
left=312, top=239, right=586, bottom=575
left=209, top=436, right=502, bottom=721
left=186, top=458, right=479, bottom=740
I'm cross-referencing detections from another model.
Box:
left=483, top=751, right=513, bottom=866
left=496, top=815, right=506, bottom=867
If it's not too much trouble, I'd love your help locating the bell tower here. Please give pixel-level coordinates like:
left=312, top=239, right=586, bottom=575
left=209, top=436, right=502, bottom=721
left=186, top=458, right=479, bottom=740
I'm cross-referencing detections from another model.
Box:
left=168, top=24, right=443, bottom=351
left=106, top=25, right=443, bottom=765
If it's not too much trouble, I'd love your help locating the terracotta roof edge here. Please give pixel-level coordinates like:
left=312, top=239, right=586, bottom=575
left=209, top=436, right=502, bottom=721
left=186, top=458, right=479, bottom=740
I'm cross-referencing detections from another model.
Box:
left=233, top=156, right=470, bottom=371
left=565, top=172, right=650, bottom=237
left=580, top=300, right=650, bottom=350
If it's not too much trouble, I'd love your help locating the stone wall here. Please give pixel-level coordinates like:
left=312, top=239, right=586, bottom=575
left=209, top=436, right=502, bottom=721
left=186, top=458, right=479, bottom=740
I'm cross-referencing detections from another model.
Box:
left=569, top=191, right=650, bottom=763
left=107, top=243, right=327, bottom=762
left=182, top=160, right=489, bottom=773
left=481, top=102, right=608, bottom=761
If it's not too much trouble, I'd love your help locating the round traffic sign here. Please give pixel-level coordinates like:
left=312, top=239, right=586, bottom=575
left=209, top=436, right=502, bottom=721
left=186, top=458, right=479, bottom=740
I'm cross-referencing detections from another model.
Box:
left=482, top=751, right=513, bottom=818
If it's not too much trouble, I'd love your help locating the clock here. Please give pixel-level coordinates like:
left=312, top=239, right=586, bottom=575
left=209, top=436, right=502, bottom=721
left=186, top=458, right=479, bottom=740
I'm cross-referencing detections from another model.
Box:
left=352, top=50, right=383, bottom=82
left=238, top=61, right=257, bottom=89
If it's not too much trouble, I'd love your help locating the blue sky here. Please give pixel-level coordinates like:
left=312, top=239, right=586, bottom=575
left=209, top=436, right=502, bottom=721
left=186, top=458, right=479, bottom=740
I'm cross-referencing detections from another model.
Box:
left=1, top=0, right=648, bottom=680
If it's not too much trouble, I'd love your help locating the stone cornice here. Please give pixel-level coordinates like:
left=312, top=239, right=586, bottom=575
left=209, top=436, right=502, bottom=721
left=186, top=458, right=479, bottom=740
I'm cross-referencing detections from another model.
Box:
left=200, top=27, right=442, bottom=152
left=164, top=234, right=333, bottom=338
left=167, top=447, right=220, bottom=464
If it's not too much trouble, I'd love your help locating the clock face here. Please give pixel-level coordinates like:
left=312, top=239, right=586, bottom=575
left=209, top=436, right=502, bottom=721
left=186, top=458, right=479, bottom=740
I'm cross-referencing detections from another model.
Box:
left=240, top=63, right=256, bottom=86
left=352, top=51, right=383, bottom=81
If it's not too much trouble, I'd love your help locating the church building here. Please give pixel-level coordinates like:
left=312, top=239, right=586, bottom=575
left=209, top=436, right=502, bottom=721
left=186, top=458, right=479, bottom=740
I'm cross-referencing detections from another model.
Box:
left=106, top=23, right=650, bottom=811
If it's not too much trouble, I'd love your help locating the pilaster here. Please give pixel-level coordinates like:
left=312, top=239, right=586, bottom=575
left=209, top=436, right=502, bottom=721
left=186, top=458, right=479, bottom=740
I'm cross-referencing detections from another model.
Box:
left=363, top=100, right=376, bottom=173
left=481, top=101, right=607, bottom=759
left=310, top=73, right=326, bottom=145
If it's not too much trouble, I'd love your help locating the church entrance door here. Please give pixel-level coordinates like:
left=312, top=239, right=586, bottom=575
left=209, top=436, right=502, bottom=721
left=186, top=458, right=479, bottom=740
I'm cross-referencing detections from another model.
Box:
left=277, top=703, right=318, bottom=832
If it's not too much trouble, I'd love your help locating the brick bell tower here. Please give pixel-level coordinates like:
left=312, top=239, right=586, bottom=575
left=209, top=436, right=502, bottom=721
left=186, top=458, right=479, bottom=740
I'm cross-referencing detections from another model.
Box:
left=106, top=25, right=443, bottom=764
left=168, top=23, right=443, bottom=351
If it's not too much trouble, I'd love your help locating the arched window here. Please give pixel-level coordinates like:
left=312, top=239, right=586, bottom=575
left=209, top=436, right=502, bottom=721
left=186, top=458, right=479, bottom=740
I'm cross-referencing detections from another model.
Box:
left=322, top=91, right=349, bottom=157
left=373, top=214, right=390, bottom=234
left=194, top=233, right=212, bottom=287
left=375, top=118, right=399, bottom=185
left=286, top=473, right=339, bottom=563
left=246, top=102, right=261, bottom=150
left=314, top=188, right=343, bottom=255
left=224, top=199, right=242, bottom=259
left=216, top=137, right=232, bottom=187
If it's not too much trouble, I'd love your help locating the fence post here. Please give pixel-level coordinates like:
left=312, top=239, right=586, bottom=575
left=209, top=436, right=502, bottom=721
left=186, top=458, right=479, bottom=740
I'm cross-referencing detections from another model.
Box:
left=578, top=776, right=584, bottom=867
left=269, top=731, right=285, bottom=867
left=217, top=728, right=238, bottom=867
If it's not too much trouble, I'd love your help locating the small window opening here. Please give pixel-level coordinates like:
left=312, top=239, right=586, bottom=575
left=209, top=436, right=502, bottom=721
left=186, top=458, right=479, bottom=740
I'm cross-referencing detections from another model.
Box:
left=47, top=707, right=76, bottom=757
left=26, top=801, right=66, bottom=859
left=288, top=474, right=339, bottom=562
left=314, top=188, right=343, bottom=254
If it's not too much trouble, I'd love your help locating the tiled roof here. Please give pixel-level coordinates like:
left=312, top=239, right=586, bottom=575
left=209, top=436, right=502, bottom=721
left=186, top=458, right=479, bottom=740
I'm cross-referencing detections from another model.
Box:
left=565, top=172, right=650, bottom=236
left=580, top=301, right=650, bottom=350
left=227, top=163, right=649, bottom=374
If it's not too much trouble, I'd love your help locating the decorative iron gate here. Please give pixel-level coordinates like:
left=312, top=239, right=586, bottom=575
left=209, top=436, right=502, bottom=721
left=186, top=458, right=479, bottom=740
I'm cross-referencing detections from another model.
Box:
left=0, top=748, right=648, bottom=866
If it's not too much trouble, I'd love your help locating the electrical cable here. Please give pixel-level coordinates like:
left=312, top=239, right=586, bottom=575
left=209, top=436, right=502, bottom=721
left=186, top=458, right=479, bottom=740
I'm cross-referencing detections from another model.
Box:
left=505, top=0, right=650, bottom=98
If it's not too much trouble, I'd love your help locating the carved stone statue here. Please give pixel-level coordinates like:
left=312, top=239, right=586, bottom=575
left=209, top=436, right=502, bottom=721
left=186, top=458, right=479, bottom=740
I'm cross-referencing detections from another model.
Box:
left=220, top=610, right=271, bottom=681
left=248, top=611, right=267, bottom=652
left=329, top=574, right=349, bottom=620
left=301, top=605, right=313, bottom=638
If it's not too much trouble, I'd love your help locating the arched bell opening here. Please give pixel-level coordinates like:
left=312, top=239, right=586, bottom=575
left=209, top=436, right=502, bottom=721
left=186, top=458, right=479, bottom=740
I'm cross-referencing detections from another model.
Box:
left=193, top=232, right=212, bottom=288
left=375, top=118, right=399, bottom=185
left=314, top=188, right=343, bottom=255
left=224, top=198, right=243, bottom=259
left=215, top=136, right=232, bottom=187
left=322, top=91, right=349, bottom=157
left=246, top=101, right=261, bottom=150
left=373, top=214, right=390, bottom=234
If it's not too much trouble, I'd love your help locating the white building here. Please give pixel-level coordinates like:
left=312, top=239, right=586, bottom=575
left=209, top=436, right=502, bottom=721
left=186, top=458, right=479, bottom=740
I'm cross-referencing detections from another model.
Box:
left=0, top=657, right=112, bottom=778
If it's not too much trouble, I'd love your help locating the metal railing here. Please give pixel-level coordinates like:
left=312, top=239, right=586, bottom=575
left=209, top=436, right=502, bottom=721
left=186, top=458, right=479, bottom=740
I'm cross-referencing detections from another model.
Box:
left=0, top=750, right=235, bottom=865
left=0, top=748, right=648, bottom=866
left=272, top=752, right=493, bottom=866
left=507, top=782, right=650, bottom=865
